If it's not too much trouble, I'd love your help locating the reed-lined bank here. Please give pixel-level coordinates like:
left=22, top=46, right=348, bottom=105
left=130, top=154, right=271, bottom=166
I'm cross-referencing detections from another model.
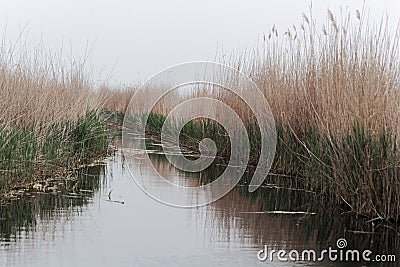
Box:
left=138, top=113, right=400, bottom=225
left=0, top=41, right=110, bottom=198
left=0, top=111, right=109, bottom=194
left=114, top=10, right=400, bottom=228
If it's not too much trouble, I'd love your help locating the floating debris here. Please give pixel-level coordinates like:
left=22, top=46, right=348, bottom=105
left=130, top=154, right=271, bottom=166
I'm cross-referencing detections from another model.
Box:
left=239, top=211, right=316, bottom=215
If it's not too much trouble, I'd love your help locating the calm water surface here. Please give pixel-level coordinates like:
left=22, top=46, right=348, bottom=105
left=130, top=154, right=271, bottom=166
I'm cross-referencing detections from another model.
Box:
left=0, top=146, right=398, bottom=267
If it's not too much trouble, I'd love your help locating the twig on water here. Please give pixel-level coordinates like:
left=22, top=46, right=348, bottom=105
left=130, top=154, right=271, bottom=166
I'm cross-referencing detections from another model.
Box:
left=106, top=188, right=124, bottom=204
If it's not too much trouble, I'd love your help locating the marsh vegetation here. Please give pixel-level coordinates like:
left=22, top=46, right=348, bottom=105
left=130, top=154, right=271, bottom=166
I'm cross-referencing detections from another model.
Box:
left=1, top=9, right=399, bottom=234
left=117, top=10, right=400, bottom=228
left=0, top=41, right=110, bottom=197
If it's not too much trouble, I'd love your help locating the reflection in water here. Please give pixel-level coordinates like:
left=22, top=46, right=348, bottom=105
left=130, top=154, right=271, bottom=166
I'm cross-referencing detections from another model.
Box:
left=0, top=145, right=399, bottom=266
left=206, top=186, right=400, bottom=264
left=145, top=150, right=400, bottom=265
left=0, top=165, right=105, bottom=241
left=0, top=165, right=106, bottom=266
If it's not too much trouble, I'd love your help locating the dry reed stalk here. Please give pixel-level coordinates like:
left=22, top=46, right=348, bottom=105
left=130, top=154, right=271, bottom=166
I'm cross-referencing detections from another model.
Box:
left=0, top=39, right=98, bottom=130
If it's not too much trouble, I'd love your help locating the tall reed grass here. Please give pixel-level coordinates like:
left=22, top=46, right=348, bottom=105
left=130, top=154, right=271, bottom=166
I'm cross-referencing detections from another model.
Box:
left=119, top=9, right=400, bottom=224
left=228, top=9, right=400, bottom=222
left=0, top=38, right=109, bottom=195
left=98, top=85, right=136, bottom=113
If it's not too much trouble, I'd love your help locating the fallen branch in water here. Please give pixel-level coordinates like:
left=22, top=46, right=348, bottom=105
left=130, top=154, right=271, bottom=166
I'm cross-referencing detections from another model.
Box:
left=237, top=184, right=316, bottom=194
left=239, top=211, right=316, bottom=215
left=105, top=199, right=125, bottom=205
left=106, top=188, right=124, bottom=204
left=345, top=230, right=377, bottom=234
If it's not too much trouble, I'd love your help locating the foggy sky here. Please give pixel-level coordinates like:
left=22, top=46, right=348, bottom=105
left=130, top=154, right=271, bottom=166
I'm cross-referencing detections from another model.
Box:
left=1, top=0, right=399, bottom=84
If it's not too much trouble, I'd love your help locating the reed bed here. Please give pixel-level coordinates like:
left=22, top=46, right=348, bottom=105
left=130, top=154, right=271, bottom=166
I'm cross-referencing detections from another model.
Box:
left=230, top=9, right=400, bottom=223
left=120, top=10, right=400, bottom=225
left=0, top=40, right=109, bottom=195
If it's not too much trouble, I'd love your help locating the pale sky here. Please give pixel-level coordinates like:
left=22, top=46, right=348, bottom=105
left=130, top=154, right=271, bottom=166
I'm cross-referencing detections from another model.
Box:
left=1, top=0, right=399, bottom=84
